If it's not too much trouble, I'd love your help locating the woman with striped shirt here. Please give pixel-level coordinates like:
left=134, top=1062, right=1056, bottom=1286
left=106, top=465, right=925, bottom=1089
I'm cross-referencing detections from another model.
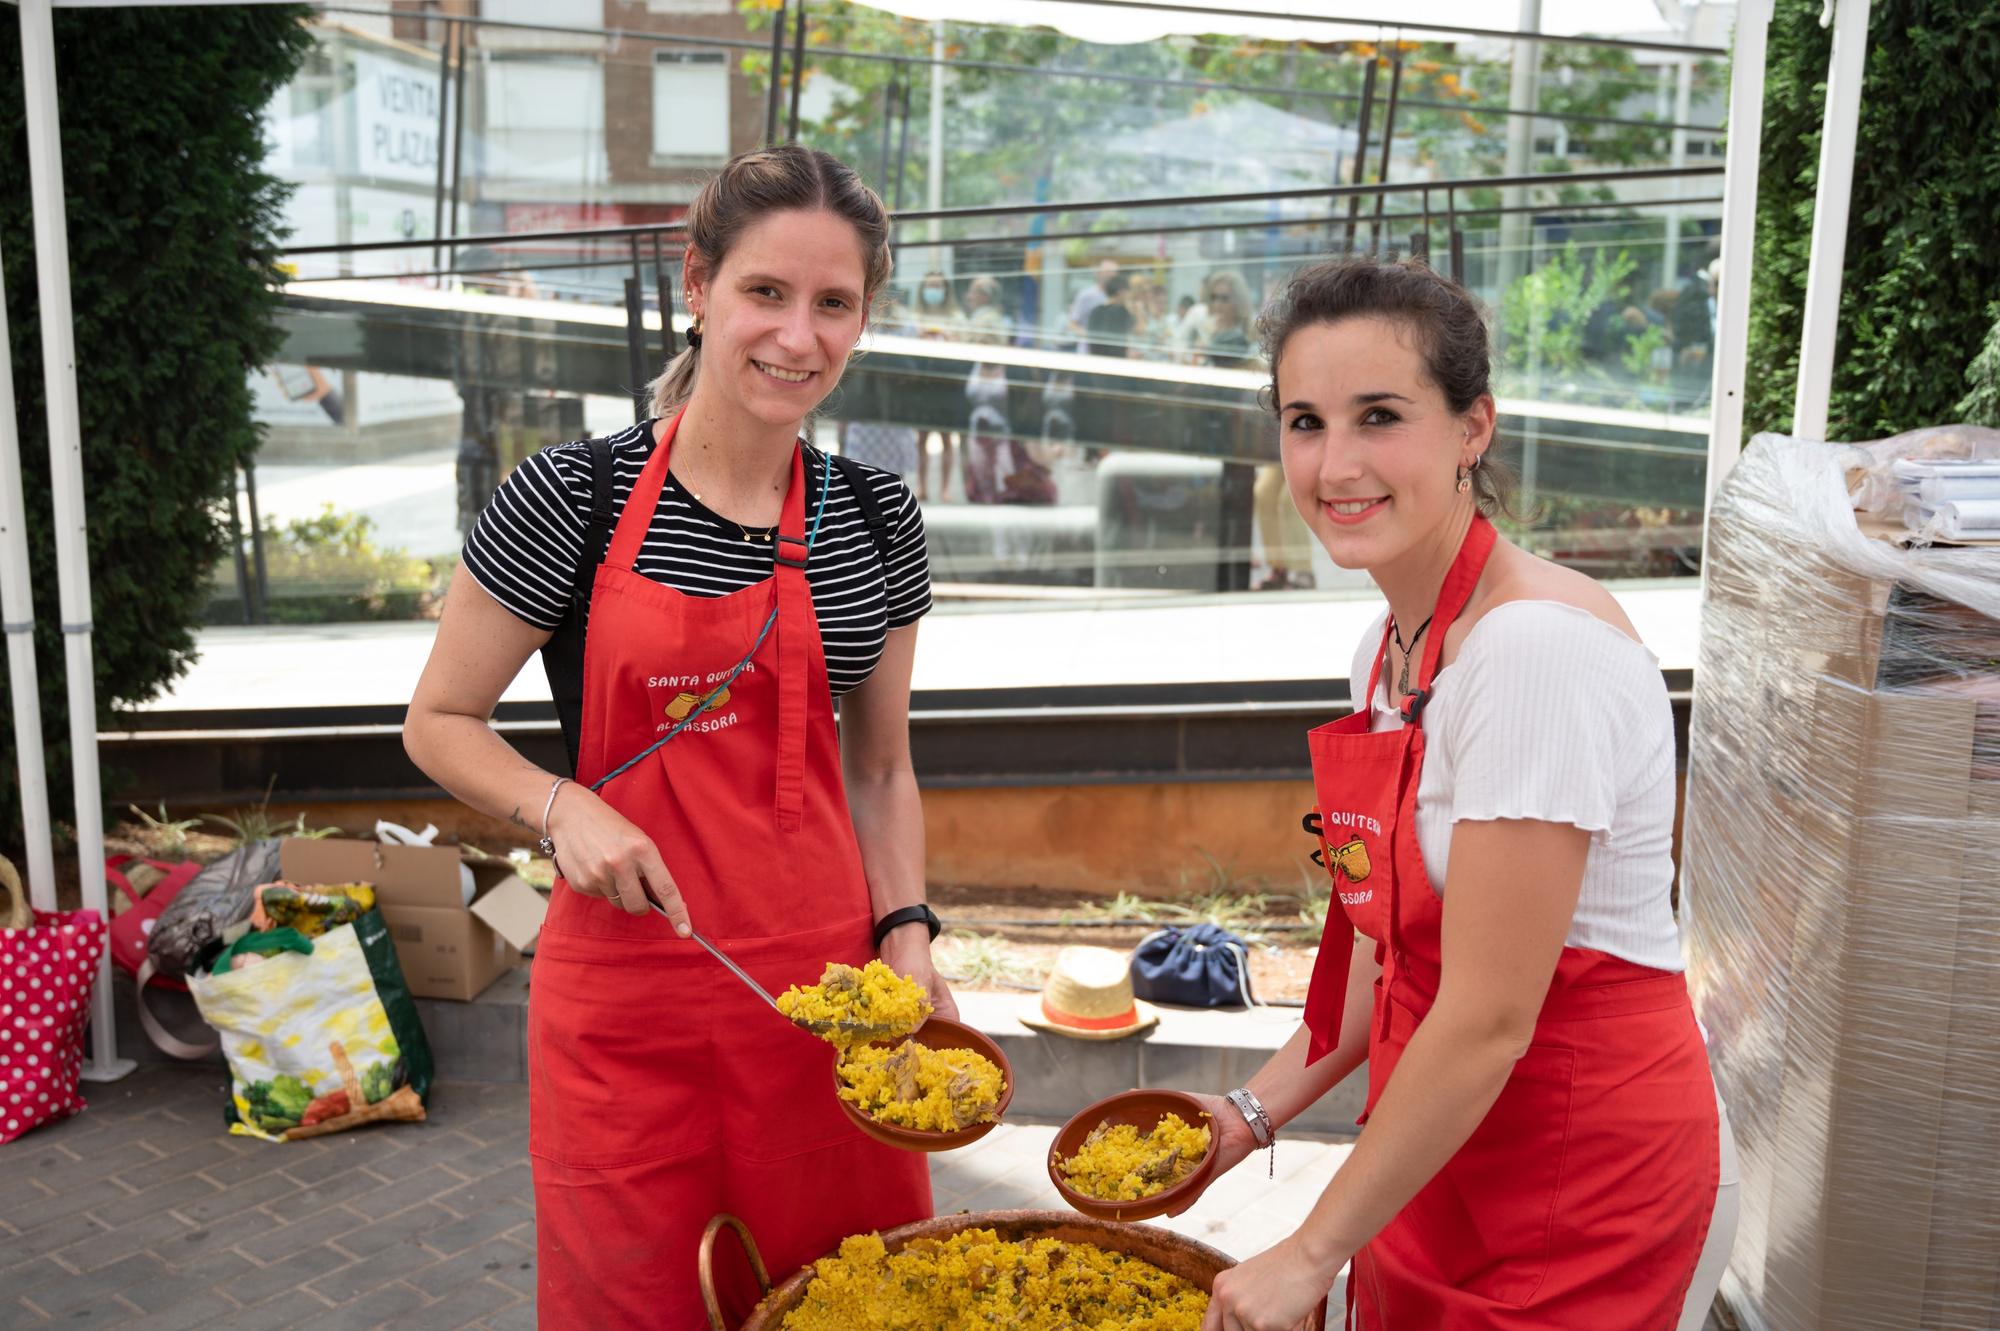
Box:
left=403, top=145, right=945, bottom=1328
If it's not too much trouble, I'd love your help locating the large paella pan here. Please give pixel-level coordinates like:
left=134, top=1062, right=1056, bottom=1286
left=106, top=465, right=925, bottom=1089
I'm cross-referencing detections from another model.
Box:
left=701, top=1208, right=1323, bottom=1331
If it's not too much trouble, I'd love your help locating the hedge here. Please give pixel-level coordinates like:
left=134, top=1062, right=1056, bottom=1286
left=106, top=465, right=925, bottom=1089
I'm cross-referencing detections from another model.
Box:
left=0, top=10, right=314, bottom=848
left=1743, top=1, right=2000, bottom=441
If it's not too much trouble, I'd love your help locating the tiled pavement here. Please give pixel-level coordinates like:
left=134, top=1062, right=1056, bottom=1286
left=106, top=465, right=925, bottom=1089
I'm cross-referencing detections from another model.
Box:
left=4, top=1066, right=1724, bottom=1329
left=2, top=1067, right=535, bottom=1330
left=1, top=1065, right=1358, bottom=1330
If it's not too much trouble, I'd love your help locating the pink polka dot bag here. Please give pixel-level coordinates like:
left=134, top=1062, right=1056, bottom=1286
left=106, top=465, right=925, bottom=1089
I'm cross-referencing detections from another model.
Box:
left=0, top=856, right=108, bottom=1145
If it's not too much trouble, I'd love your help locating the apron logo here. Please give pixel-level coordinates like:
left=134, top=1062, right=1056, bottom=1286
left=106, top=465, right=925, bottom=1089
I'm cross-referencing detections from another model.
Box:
left=665, top=685, right=730, bottom=722
left=1327, top=835, right=1372, bottom=884
left=650, top=667, right=753, bottom=735
left=1304, top=810, right=1376, bottom=906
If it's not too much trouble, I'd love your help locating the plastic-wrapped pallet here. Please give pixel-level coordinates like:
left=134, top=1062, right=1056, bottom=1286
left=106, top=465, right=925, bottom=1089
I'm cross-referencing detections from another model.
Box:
left=1684, top=432, right=2000, bottom=1331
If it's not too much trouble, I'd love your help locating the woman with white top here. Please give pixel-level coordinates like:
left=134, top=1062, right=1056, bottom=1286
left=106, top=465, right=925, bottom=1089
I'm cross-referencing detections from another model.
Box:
left=1169, top=258, right=1734, bottom=1330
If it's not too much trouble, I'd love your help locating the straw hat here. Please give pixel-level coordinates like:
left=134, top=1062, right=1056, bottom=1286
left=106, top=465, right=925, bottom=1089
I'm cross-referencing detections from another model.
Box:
left=1020, top=945, right=1159, bottom=1041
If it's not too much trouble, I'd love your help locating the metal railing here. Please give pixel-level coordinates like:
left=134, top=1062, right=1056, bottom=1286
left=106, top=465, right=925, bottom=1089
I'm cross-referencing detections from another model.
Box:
left=306, top=3, right=1726, bottom=233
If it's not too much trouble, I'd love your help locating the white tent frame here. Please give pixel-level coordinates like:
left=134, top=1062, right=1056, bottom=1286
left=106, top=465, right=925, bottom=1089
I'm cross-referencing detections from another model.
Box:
left=0, top=0, right=1875, bottom=1082
left=1706, top=0, right=1873, bottom=485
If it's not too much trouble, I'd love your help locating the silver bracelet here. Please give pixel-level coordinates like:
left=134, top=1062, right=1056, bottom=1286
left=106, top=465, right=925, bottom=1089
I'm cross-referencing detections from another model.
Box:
left=537, top=777, right=570, bottom=857
left=1226, top=1087, right=1278, bottom=1178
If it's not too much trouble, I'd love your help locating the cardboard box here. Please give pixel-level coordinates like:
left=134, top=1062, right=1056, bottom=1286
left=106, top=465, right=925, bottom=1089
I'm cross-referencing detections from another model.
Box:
left=279, top=838, right=546, bottom=1002
left=1688, top=452, right=2000, bottom=1329
left=1759, top=684, right=1974, bottom=1331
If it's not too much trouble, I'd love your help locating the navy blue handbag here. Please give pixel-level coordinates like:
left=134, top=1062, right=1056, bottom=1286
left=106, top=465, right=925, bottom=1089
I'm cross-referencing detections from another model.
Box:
left=1129, top=923, right=1254, bottom=1008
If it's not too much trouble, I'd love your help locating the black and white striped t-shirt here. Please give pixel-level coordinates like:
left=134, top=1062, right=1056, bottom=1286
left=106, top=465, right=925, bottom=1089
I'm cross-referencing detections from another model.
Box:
left=461, top=419, right=932, bottom=695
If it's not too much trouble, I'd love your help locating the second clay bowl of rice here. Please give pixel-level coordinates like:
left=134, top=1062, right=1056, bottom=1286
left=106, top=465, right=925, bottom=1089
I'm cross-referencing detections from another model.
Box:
left=1048, top=1088, right=1220, bottom=1222
left=831, top=1017, right=1014, bottom=1152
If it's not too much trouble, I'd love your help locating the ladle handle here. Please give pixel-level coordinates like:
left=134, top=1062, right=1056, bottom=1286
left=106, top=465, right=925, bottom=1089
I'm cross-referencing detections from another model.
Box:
left=653, top=903, right=783, bottom=1013
left=699, top=1213, right=773, bottom=1331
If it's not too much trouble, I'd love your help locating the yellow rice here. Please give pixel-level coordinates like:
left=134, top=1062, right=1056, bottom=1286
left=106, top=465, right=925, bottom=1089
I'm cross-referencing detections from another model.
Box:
left=776, top=960, right=932, bottom=1048
left=777, top=1228, right=1208, bottom=1331
left=835, top=1040, right=1005, bottom=1132
left=1057, top=1113, right=1212, bottom=1202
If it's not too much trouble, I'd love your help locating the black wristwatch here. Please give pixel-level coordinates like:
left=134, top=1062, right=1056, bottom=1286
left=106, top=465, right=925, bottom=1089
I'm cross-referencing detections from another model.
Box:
left=872, top=903, right=942, bottom=950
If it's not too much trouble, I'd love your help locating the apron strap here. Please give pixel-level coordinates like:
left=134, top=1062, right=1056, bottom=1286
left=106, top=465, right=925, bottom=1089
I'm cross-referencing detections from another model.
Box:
left=771, top=448, right=811, bottom=832
left=1360, top=618, right=1393, bottom=718
left=1302, top=830, right=1356, bottom=1067
left=605, top=410, right=684, bottom=572
left=1399, top=514, right=1497, bottom=726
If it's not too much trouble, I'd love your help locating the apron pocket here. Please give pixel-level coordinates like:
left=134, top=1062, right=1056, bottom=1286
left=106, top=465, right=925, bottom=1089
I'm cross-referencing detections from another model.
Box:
left=1403, top=1038, right=1576, bottom=1308
left=528, top=950, right=720, bottom=1170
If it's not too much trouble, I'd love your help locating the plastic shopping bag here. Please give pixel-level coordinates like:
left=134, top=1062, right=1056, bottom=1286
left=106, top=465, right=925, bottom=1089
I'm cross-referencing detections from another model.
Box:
left=146, top=839, right=283, bottom=980
left=188, top=906, right=434, bottom=1142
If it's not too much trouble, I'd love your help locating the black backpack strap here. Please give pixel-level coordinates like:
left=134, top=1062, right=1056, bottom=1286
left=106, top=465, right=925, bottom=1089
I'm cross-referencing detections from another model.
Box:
left=828, top=451, right=892, bottom=567
left=576, top=433, right=617, bottom=596
left=540, top=435, right=618, bottom=776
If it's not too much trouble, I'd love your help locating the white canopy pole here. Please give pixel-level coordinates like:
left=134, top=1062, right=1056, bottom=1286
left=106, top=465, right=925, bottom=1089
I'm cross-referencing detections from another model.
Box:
left=20, top=0, right=134, bottom=1081
left=0, top=233, right=60, bottom=915
left=1704, top=0, right=1772, bottom=504
left=1495, top=0, right=1542, bottom=296
left=1790, top=0, right=1871, bottom=442
left=927, top=20, right=946, bottom=250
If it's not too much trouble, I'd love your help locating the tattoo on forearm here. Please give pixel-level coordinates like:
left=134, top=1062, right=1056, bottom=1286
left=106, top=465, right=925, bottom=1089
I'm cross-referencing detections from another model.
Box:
left=508, top=805, right=529, bottom=829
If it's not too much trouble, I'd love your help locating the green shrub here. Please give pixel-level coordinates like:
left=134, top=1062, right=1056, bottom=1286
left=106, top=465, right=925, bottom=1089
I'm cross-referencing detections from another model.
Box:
left=1498, top=242, right=1637, bottom=381
left=206, top=506, right=442, bottom=625
left=1955, top=304, right=2000, bottom=428
left=0, top=11, right=312, bottom=847
left=1743, top=2, right=2000, bottom=440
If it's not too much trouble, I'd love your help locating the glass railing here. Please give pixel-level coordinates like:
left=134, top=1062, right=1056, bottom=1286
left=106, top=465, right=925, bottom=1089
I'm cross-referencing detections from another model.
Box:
left=229, top=164, right=1716, bottom=624
left=228, top=5, right=1724, bottom=624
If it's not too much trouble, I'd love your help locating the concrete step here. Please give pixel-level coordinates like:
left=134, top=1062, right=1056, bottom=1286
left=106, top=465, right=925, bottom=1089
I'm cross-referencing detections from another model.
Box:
left=113, top=968, right=1363, bottom=1137
left=954, top=991, right=1364, bottom=1135
left=111, top=967, right=530, bottom=1084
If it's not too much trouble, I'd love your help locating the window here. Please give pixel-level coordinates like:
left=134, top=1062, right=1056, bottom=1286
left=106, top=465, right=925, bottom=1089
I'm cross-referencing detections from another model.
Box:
left=653, top=51, right=730, bottom=164
left=483, top=54, right=610, bottom=187
left=468, top=2, right=602, bottom=52
left=479, top=0, right=599, bottom=29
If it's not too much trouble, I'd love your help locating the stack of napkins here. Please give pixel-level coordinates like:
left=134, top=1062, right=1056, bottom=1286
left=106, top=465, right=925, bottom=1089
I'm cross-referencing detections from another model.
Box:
left=1895, top=458, right=2000, bottom=540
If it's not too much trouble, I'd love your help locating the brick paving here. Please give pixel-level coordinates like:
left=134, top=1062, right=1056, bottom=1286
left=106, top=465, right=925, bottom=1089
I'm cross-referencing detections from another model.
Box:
left=1, top=1067, right=535, bottom=1331
left=3, top=1065, right=1724, bottom=1329
left=2, top=1065, right=1359, bottom=1330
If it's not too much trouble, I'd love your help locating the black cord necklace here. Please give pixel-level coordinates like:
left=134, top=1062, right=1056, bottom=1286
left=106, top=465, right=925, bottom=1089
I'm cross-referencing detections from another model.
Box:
left=1389, top=613, right=1435, bottom=697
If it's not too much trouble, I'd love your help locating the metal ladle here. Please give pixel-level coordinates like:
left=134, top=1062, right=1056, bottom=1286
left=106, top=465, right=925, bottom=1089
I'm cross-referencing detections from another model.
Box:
left=651, top=900, right=913, bottom=1042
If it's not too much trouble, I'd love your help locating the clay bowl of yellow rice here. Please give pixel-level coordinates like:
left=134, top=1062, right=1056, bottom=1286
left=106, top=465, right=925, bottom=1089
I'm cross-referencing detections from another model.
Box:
left=832, top=1017, right=1014, bottom=1152
left=706, top=1208, right=1299, bottom=1331
left=1048, top=1088, right=1220, bottom=1222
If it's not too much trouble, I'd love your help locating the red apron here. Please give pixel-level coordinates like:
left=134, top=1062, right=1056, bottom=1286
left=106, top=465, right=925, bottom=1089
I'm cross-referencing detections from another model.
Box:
left=1301, top=515, right=1717, bottom=1330
left=528, top=412, right=932, bottom=1328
